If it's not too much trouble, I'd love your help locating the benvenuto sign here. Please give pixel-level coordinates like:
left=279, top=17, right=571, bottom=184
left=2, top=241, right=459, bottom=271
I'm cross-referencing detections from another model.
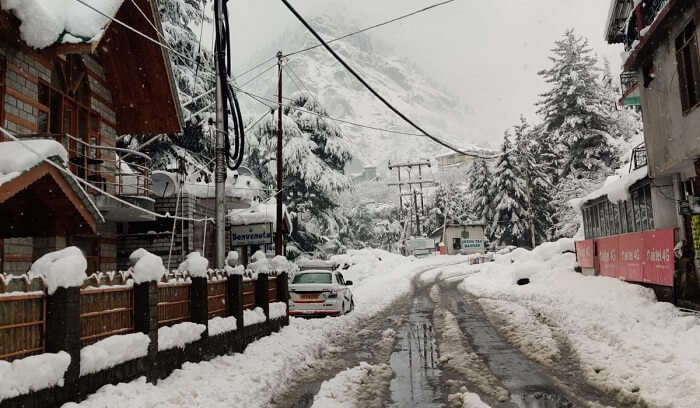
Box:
left=231, top=223, right=273, bottom=246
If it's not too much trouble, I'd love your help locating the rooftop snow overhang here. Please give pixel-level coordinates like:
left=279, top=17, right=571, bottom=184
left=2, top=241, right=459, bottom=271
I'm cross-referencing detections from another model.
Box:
left=571, top=166, right=649, bottom=211
left=0, top=160, right=102, bottom=238
left=621, top=0, right=683, bottom=71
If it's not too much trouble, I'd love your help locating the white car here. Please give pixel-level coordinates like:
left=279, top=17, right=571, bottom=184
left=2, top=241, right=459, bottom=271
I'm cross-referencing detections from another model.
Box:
left=289, top=270, right=354, bottom=317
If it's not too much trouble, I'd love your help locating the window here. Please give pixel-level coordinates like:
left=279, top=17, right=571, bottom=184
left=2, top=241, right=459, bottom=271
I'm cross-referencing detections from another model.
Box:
left=452, top=238, right=461, bottom=250
left=293, top=273, right=331, bottom=284
left=675, top=20, right=700, bottom=113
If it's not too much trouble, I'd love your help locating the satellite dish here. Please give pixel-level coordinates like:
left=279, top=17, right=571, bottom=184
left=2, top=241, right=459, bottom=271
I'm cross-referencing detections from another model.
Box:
left=152, top=171, right=179, bottom=197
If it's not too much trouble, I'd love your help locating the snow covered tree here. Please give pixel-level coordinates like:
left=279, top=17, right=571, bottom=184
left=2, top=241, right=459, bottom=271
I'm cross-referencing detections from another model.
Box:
left=489, top=133, right=529, bottom=246
left=536, top=29, right=619, bottom=178
left=247, top=92, right=353, bottom=243
left=427, top=183, right=470, bottom=234
left=465, top=158, right=492, bottom=225
left=512, top=116, right=554, bottom=247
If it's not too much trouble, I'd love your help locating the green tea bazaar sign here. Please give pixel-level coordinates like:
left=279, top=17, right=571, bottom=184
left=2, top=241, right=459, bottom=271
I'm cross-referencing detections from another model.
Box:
left=461, top=239, right=484, bottom=249
left=230, top=223, right=273, bottom=247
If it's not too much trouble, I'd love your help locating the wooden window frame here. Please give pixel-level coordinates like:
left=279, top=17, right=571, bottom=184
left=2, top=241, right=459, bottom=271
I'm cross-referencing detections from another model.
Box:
left=675, top=20, right=700, bottom=114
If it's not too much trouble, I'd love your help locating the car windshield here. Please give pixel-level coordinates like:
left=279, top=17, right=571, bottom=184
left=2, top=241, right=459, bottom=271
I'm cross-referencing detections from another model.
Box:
left=293, top=272, right=332, bottom=284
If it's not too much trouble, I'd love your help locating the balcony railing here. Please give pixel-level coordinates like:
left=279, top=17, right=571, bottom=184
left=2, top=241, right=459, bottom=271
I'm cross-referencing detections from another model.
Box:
left=624, top=0, right=670, bottom=51
left=21, top=133, right=152, bottom=199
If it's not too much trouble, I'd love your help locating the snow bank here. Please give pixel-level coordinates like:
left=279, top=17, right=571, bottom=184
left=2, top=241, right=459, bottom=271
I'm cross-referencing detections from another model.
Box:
left=177, top=252, right=209, bottom=278
left=65, top=252, right=470, bottom=408
left=0, top=351, right=70, bottom=401
left=158, top=322, right=206, bottom=351
left=129, top=249, right=165, bottom=284
left=80, top=333, right=150, bottom=376
left=209, top=316, right=237, bottom=336
left=29, top=246, right=87, bottom=295
left=310, top=362, right=392, bottom=408
left=458, top=240, right=700, bottom=407
left=269, top=302, right=287, bottom=319
left=243, top=307, right=266, bottom=326
left=1, top=0, right=124, bottom=49
left=0, top=139, right=67, bottom=186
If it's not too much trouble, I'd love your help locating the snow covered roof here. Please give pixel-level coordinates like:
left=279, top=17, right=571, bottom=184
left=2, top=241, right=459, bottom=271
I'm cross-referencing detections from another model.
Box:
left=183, top=173, right=265, bottom=201
left=434, top=144, right=498, bottom=160
left=228, top=199, right=292, bottom=233
left=0, top=139, right=68, bottom=186
left=571, top=166, right=648, bottom=211
left=1, top=0, right=125, bottom=49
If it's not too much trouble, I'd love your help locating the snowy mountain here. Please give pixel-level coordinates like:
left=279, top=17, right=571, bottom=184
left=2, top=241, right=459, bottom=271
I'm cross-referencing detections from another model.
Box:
left=239, top=14, right=480, bottom=169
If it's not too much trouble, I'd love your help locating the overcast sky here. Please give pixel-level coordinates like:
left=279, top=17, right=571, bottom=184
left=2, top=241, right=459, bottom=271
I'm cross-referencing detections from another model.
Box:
left=226, top=0, right=622, bottom=147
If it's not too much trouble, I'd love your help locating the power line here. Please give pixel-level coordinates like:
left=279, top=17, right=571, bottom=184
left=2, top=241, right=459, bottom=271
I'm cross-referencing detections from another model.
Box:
left=283, top=0, right=457, bottom=58
left=280, top=0, right=501, bottom=160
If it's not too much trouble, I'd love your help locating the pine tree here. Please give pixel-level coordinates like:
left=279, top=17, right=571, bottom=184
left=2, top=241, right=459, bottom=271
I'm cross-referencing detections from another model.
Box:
left=512, top=116, right=554, bottom=247
left=536, top=29, right=619, bottom=178
left=247, top=92, right=353, bottom=239
left=428, top=183, right=470, bottom=232
left=465, top=158, right=492, bottom=224
left=489, top=133, right=529, bottom=246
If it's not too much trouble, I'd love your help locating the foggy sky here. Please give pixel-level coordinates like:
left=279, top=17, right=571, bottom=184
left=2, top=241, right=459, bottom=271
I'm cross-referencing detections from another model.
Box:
left=226, top=0, right=622, bottom=148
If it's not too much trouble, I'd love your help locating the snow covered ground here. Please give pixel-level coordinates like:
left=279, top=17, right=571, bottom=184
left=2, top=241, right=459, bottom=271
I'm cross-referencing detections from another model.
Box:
left=65, top=250, right=467, bottom=408
left=441, top=239, right=700, bottom=408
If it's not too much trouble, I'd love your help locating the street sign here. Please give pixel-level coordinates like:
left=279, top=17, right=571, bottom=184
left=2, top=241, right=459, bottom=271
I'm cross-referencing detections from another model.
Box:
left=230, top=223, right=273, bottom=247
left=460, top=239, right=484, bottom=249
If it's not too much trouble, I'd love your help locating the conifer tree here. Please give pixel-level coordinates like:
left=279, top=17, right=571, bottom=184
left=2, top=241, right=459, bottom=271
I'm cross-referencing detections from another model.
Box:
left=489, top=133, right=529, bottom=246
left=465, top=158, right=492, bottom=224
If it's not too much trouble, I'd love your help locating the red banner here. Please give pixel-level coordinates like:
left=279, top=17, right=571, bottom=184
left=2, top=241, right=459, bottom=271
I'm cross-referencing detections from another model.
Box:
left=641, top=230, right=674, bottom=286
left=575, top=240, right=594, bottom=268
left=597, top=236, right=618, bottom=278
left=618, top=232, right=644, bottom=282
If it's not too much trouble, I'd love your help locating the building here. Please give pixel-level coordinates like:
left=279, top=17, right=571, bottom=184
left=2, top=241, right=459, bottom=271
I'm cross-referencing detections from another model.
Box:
left=586, top=0, right=700, bottom=300
left=430, top=223, right=487, bottom=255
left=0, top=0, right=182, bottom=274
left=434, top=145, right=498, bottom=183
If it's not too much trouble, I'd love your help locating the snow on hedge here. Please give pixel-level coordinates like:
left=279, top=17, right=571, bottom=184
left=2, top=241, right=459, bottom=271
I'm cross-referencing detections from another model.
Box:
left=457, top=239, right=700, bottom=407
left=158, top=322, right=206, bottom=351
left=80, top=333, right=150, bottom=376
left=177, top=252, right=209, bottom=278
left=1, top=0, right=124, bottom=49
left=243, top=307, right=266, bottom=327
left=129, top=249, right=165, bottom=284
left=0, top=351, right=70, bottom=401
left=29, top=246, right=87, bottom=295
left=208, top=316, right=237, bottom=336
left=269, top=302, right=287, bottom=320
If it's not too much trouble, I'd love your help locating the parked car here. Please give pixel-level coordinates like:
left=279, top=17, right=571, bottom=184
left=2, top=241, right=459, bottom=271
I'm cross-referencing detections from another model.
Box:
left=288, top=270, right=354, bottom=317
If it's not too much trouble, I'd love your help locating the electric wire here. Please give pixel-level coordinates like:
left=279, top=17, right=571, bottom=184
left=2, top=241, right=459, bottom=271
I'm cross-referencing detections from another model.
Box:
left=280, top=0, right=501, bottom=160
left=283, top=0, right=457, bottom=58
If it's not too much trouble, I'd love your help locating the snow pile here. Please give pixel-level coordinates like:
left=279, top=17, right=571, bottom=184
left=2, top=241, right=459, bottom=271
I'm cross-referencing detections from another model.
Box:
left=269, top=302, right=287, bottom=320
left=29, top=246, right=87, bottom=295
left=248, top=251, right=270, bottom=274
left=64, top=252, right=469, bottom=408
left=208, top=316, right=237, bottom=336
left=158, top=322, right=206, bottom=351
left=225, top=264, right=245, bottom=276
left=0, top=139, right=67, bottom=186
left=129, top=249, right=165, bottom=284
left=458, top=240, right=700, bottom=407
left=310, top=362, right=392, bottom=408
left=449, top=388, right=491, bottom=408
left=224, top=251, right=245, bottom=276
left=1, top=0, right=124, bottom=49
left=80, top=333, right=150, bottom=376
left=270, top=255, right=294, bottom=273
left=177, top=252, right=209, bottom=278
left=244, top=307, right=266, bottom=326
left=0, top=351, right=70, bottom=401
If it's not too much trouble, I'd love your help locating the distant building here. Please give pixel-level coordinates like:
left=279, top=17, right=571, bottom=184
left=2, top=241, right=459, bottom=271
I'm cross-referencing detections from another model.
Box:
left=351, top=165, right=378, bottom=183
left=434, top=146, right=497, bottom=182
left=430, top=223, right=487, bottom=255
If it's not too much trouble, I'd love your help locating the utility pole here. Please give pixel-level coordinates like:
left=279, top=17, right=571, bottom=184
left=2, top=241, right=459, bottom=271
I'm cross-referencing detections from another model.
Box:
left=275, top=51, right=284, bottom=256
left=214, top=0, right=226, bottom=268
left=413, top=190, right=421, bottom=234
left=388, top=160, right=435, bottom=237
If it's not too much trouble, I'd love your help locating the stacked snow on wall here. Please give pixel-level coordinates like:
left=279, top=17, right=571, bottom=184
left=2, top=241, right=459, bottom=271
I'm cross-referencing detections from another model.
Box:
left=158, top=322, right=206, bottom=351
left=178, top=252, right=209, bottom=278
left=244, top=307, right=266, bottom=327
left=80, top=333, right=150, bottom=376
left=1, top=0, right=125, bottom=49
left=29, top=246, right=87, bottom=295
left=269, top=302, right=287, bottom=320
left=248, top=251, right=270, bottom=274
left=208, top=316, right=237, bottom=336
left=0, top=351, right=71, bottom=401
left=129, top=248, right=165, bottom=284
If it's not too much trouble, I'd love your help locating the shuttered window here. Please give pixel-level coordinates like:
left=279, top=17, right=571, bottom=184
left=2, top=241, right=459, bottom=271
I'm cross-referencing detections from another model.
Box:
left=675, top=20, right=700, bottom=113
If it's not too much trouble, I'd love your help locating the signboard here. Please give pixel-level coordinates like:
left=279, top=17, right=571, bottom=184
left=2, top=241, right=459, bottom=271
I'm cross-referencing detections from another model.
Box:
left=230, top=223, right=273, bottom=247
left=460, top=239, right=484, bottom=249
left=642, top=229, right=674, bottom=286
left=618, top=232, right=643, bottom=282
left=575, top=240, right=594, bottom=268
left=597, top=236, right=618, bottom=278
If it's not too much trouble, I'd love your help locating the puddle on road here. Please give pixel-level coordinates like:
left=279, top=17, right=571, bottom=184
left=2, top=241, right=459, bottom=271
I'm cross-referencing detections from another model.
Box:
left=386, top=295, right=444, bottom=408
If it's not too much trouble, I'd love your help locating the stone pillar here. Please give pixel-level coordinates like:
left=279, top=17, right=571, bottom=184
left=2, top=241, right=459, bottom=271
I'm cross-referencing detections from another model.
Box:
left=255, top=274, right=269, bottom=320
left=227, top=274, right=244, bottom=330
left=276, top=272, right=289, bottom=326
left=190, top=277, right=209, bottom=330
left=134, top=281, right=158, bottom=383
left=45, top=286, right=81, bottom=399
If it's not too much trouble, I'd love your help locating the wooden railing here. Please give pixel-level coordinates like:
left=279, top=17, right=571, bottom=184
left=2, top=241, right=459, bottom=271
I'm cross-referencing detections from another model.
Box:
left=268, top=276, right=278, bottom=303
left=0, top=275, right=45, bottom=361
left=80, top=286, right=134, bottom=346
left=242, top=280, right=256, bottom=309
left=158, top=282, right=192, bottom=327
left=207, top=272, right=227, bottom=319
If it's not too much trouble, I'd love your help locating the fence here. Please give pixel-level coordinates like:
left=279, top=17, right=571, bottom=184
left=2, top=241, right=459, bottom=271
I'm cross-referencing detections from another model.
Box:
left=0, top=268, right=290, bottom=408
